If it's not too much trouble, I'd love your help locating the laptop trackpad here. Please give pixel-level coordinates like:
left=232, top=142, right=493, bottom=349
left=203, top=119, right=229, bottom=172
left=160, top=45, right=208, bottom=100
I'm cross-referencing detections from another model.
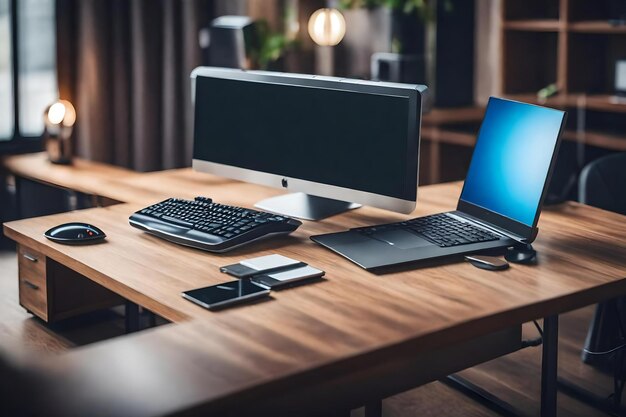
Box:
left=370, top=229, right=432, bottom=249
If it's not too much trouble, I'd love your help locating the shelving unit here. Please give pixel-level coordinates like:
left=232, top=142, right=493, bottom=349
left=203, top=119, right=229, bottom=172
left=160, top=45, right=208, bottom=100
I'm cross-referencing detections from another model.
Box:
left=501, top=0, right=626, bottom=152
left=420, top=0, right=626, bottom=186
left=503, top=20, right=562, bottom=32
left=419, top=107, right=484, bottom=184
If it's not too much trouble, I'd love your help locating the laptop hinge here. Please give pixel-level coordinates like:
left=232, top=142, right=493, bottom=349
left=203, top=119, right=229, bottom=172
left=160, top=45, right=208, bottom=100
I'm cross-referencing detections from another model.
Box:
left=448, top=212, right=529, bottom=244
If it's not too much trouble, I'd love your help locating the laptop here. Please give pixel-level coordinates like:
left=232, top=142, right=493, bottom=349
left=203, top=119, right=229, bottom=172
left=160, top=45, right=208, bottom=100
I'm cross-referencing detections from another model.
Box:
left=311, top=97, right=567, bottom=270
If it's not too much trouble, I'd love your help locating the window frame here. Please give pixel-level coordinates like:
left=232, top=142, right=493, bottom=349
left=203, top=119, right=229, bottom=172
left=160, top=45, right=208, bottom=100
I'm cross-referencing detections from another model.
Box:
left=0, top=0, right=46, bottom=153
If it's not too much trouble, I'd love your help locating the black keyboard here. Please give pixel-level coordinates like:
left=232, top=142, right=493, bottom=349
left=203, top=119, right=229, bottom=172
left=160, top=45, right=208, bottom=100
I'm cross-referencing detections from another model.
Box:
left=129, top=197, right=302, bottom=252
left=355, top=212, right=500, bottom=248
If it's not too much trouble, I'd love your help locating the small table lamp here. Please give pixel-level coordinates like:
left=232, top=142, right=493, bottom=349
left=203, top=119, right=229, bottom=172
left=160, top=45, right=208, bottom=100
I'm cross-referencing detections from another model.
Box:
left=44, top=100, right=76, bottom=165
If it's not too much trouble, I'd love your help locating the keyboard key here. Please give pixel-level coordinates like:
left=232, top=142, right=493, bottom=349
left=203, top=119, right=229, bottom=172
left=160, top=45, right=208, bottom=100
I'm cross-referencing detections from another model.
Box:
left=161, top=216, right=194, bottom=228
left=130, top=197, right=302, bottom=252
left=357, top=213, right=500, bottom=248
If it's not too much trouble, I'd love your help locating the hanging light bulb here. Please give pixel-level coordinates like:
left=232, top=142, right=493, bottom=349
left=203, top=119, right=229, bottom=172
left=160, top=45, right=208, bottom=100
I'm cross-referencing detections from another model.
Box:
left=308, top=8, right=346, bottom=47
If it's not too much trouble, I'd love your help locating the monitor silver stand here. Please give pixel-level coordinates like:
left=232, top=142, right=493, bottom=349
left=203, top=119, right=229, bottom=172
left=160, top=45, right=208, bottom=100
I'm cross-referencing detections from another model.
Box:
left=254, top=192, right=361, bottom=221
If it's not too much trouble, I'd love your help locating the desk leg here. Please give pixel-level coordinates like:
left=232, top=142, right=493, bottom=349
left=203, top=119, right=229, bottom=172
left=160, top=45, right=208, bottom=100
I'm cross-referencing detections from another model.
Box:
left=541, top=315, right=559, bottom=417
left=146, top=309, right=157, bottom=327
left=14, top=175, right=22, bottom=219
left=364, top=400, right=382, bottom=417
left=125, top=301, right=140, bottom=333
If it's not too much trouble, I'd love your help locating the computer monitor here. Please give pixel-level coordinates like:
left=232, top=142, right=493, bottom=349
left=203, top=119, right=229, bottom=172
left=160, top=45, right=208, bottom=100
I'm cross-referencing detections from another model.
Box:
left=190, top=67, right=427, bottom=220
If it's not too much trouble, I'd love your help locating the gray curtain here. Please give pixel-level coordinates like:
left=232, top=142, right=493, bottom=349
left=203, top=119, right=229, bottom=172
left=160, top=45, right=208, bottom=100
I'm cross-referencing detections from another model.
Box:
left=56, top=0, right=214, bottom=171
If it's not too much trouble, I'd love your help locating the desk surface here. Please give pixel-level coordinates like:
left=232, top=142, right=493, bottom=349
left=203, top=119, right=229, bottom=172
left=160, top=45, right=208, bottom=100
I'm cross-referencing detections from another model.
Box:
left=4, top=154, right=626, bottom=416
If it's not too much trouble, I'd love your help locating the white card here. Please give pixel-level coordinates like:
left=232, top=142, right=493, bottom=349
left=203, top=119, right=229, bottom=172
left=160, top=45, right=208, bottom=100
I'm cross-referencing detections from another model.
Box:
left=240, top=254, right=300, bottom=271
left=266, top=265, right=324, bottom=282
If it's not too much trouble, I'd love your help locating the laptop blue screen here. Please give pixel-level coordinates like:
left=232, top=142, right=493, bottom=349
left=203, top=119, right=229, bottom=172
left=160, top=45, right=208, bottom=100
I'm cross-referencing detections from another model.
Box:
left=460, top=98, right=565, bottom=226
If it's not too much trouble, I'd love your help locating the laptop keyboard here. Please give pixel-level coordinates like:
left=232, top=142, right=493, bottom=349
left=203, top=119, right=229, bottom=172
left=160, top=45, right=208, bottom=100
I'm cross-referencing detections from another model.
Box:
left=356, top=213, right=500, bottom=248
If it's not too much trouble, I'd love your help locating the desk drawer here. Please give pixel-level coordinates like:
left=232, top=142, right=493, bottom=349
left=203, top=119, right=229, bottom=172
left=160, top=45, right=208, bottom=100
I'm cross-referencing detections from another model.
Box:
left=18, top=245, right=46, bottom=280
left=18, top=245, right=48, bottom=321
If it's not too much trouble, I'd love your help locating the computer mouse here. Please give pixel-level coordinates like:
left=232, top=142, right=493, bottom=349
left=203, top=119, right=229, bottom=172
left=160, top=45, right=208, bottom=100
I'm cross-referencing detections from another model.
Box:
left=44, top=223, right=106, bottom=245
left=465, top=255, right=510, bottom=271
left=505, top=244, right=537, bottom=264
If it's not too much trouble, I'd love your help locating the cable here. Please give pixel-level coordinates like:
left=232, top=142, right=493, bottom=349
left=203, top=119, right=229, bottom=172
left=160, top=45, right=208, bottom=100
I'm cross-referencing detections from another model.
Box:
left=520, top=320, right=544, bottom=349
left=582, top=344, right=626, bottom=356
left=521, top=337, right=542, bottom=348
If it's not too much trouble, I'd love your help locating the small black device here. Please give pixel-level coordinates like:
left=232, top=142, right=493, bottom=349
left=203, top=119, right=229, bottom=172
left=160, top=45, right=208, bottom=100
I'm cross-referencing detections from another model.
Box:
left=505, top=244, right=537, bottom=264
left=44, top=223, right=106, bottom=244
left=207, top=16, right=256, bottom=69
left=465, top=255, right=510, bottom=271
left=128, top=197, right=302, bottom=253
left=312, top=98, right=567, bottom=270
left=182, top=279, right=270, bottom=310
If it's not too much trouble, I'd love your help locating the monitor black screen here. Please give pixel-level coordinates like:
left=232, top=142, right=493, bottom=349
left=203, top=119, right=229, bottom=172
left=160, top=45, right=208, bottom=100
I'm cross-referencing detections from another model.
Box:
left=193, top=76, right=416, bottom=200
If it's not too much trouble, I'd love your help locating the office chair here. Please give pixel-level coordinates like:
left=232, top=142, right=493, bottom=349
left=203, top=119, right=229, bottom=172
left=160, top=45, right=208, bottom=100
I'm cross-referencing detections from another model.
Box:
left=579, top=152, right=626, bottom=215
left=577, top=152, right=626, bottom=411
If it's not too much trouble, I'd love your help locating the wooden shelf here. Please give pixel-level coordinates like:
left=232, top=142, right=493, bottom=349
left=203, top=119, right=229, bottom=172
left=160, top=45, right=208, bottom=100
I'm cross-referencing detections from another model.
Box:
left=562, top=129, right=626, bottom=151
left=422, top=106, right=484, bottom=126
left=575, top=94, right=626, bottom=113
left=503, top=93, right=568, bottom=109
left=568, top=21, right=626, bottom=34
left=503, top=19, right=562, bottom=32
left=423, top=124, right=626, bottom=152
left=505, top=93, right=626, bottom=114
left=419, top=108, right=482, bottom=184
left=421, top=127, right=476, bottom=147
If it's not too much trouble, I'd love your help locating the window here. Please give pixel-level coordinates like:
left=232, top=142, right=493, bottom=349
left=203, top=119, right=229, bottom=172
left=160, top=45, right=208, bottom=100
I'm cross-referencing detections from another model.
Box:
left=0, top=0, right=13, bottom=140
left=18, top=0, right=57, bottom=136
left=0, top=0, right=57, bottom=142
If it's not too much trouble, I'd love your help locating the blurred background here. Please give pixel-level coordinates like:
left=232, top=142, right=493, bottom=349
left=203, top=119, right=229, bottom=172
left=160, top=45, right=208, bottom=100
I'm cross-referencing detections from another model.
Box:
left=2, top=0, right=626, bottom=193
left=2, top=3, right=626, bottom=409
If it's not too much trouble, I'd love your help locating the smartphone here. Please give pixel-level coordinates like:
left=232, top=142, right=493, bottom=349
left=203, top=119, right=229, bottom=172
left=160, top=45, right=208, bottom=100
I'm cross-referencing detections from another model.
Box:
left=182, top=280, right=270, bottom=310
left=251, top=265, right=325, bottom=289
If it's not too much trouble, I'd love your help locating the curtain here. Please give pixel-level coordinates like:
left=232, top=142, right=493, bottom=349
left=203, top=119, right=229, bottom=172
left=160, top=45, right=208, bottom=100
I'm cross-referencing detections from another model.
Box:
left=56, top=0, right=214, bottom=171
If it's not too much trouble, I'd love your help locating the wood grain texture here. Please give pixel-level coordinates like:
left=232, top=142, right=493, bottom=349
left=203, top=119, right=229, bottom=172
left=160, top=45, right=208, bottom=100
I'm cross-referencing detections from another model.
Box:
left=3, top=168, right=626, bottom=416
left=0, top=249, right=610, bottom=417
left=17, top=245, right=48, bottom=321
left=1, top=153, right=158, bottom=205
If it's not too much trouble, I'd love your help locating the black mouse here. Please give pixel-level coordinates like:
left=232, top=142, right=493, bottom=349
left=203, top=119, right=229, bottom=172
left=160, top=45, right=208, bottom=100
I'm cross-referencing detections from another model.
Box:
left=505, top=244, right=537, bottom=264
left=465, top=255, right=510, bottom=271
left=44, top=223, right=106, bottom=245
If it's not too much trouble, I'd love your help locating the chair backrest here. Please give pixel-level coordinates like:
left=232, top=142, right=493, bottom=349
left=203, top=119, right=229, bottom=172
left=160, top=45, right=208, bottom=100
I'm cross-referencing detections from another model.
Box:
left=579, top=153, right=626, bottom=373
left=579, top=152, right=626, bottom=215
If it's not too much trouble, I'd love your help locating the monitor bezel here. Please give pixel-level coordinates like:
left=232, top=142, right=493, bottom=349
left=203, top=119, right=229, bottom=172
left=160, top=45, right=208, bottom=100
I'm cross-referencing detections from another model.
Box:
left=190, top=67, right=426, bottom=214
left=456, top=97, right=567, bottom=242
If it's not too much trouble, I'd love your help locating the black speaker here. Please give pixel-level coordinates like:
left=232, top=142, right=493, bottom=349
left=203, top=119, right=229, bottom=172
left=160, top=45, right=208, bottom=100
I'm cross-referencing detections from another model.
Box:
left=371, top=52, right=425, bottom=84
left=205, top=16, right=257, bottom=69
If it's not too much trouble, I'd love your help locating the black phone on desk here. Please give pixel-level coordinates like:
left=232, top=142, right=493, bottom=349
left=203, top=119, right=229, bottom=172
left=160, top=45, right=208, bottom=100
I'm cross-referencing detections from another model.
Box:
left=182, top=280, right=270, bottom=310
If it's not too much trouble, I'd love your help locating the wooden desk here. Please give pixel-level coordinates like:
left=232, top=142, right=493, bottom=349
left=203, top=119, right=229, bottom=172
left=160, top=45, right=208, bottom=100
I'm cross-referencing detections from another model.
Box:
left=3, top=154, right=626, bottom=417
